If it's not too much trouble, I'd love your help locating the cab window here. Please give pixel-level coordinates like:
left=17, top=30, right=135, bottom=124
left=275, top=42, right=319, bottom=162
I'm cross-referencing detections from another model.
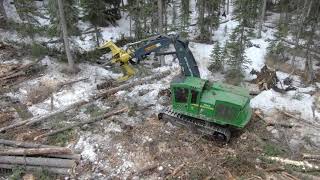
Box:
left=191, top=90, right=198, bottom=104
left=175, top=88, right=188, bottom=103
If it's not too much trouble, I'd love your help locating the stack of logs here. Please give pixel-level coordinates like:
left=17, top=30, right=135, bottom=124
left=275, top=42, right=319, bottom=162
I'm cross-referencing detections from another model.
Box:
left=0, top=139, right=80, bottom=175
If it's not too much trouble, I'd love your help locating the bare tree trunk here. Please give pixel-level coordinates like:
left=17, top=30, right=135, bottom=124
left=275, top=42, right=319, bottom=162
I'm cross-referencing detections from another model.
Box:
left=129, top=15, right=132, bottom=37
left=172, top=0, right=177, bottom=27
left=226, top=0, right=229, bottom=14
left=0, top=0, right=7, bottom=21
left=158, top=0, right=165, bottom=66
left=57, top=0, right=75, bottom=72
left=304, top=8, right=316, bottom=84
left=94, top=25, right=100, bottom=47
left=258, top=0, right=267, bottom=38
left=291, top=0, right=309, bottom=68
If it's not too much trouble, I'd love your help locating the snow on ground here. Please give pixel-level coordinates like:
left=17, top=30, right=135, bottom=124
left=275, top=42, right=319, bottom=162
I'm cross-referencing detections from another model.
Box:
left=251, top=89, right=319, bottom=121
left=252, top=70, right=319, bottom=125
left=212, top=19, right=239, bottom=46
left=3, top=0, right=22, bottom=23
left=75, top=136, right=98, bottom=163
left=244, top=28, right=275, bottom=74
left=6, top=56, right=121, bottom=117
left=100, top=13, right=131, bottom=42
left=189, top=42, right=213, bottom=79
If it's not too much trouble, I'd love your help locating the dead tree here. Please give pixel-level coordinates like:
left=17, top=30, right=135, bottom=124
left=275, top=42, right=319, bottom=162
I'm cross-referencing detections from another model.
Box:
left=57, top=0, right=75, bottom=72
left=258, top=0, right=267, bottom=38
left=158, top=0, right=165, bottom=66
left=0, top=0, right=7, bottom=22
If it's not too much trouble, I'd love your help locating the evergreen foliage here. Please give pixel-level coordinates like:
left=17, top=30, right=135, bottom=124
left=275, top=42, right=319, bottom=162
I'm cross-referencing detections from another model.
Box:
left=234, top=0, right=261, bottom=28
left=225, top=25, right=251, bottom=77
left=209, top=42, right=223, bottom=72
left=47, top=0, right=80, bottom=37
left=179, top=0, right=190, bottom=38
left=80, top=0, right=108, bottom=27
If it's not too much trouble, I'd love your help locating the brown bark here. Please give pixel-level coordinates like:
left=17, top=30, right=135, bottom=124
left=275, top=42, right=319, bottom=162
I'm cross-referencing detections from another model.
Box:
left=99, top=70, right=170, bottom=97
left=35, top=107, right=127, bottom=140
left=0, top=70, right=171, bottom=133
left=0, top=164, right=71, bottom=175
left=57, top=0, right=74, bottom=71
left=264, top=156, right=320, bottom=172
left=0, top=100, right=88, bottom=133
left=0, top=59, right=41, bottom=79
left=0, top=156, right=76, bottom=168
left=0, top=0, right=7, bottom=21
left=258, top=0, right=267, bottom=38
left=0, top=139, right=54, bottom=148
left=158, top=0, right=165, bottom=66
left=302, top=154, right=320, bottom=160
left=0, top=147, right=72, bottom=156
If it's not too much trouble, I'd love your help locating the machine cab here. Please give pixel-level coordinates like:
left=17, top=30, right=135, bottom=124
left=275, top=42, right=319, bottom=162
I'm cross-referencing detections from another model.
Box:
left=170, top=76, right=207, bottom=117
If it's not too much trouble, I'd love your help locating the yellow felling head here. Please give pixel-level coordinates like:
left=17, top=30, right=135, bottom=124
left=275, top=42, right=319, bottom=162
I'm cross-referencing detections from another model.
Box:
left=99, top=41, right=122, bottom=56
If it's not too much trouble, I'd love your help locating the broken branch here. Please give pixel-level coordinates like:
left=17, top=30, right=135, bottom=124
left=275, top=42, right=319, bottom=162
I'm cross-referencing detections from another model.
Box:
left=0, top=100, right=88, bottom=133
left=264, top=156, right=320, bottom=172
left=302, top=154, right=320, bottom=160
left=34, top=107, right=127, bottom=140
left=0, top=139, right=81, bottom=160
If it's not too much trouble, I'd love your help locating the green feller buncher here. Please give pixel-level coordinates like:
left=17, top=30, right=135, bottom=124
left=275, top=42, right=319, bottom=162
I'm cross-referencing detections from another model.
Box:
left=100, top=34, right=252, bottom=142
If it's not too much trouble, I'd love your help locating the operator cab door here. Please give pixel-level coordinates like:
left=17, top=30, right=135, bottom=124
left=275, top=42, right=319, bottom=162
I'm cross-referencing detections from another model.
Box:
left=173, top=87, right=189, bottom=112
left=188, top=89, right=200, bottom=116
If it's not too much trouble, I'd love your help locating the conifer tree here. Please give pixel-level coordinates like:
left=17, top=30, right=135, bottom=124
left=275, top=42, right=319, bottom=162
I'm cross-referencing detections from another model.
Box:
left=209, top=42, right=223, bottom=72
left=179, top=0, right=190, bottom=37
left=80, top=0, right=108, bottom=27
left=0, top=0, right=6, bottom=23
left=47, top=0, right=79, bottom=37
left=225, top=26, right=250, bottom=76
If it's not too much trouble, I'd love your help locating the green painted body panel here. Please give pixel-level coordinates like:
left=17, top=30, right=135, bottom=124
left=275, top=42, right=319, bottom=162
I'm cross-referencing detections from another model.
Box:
left=171, top=76, right=252, bottom=129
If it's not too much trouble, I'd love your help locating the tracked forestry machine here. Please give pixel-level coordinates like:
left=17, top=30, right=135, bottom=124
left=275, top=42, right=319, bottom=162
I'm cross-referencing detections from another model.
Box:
left=100, top=34, right=252, bottom=141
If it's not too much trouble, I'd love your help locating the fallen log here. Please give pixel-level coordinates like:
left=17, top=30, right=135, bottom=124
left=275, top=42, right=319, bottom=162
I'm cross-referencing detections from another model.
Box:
left=0, top=59, right=41, bottom=79
left=264, top=156, right=320, bottom=172
left=0, top=100, right=88, bottom=133
left=0, top=164, right=71, bottom=175
left=278, top=37, right=320, bottom=56
left=0, top=71, right=25, bottom=80
left=34, top=107, right=127, bottom=140
left=0, top=139, right=81, bottom=160
left=0, top=70, right=171, bottom=133
left=0, top=147, right=72, bottom=156
left=266, top=122, right=295, bottom=128
left=290, top=171, right=320, bottom=180
left=98, top=70, right=171, bottom=97
left=0, top=156, right=76, bottom=168
left=281, top=172, right=299, bottom=180
left=0, top=139, right=53, bottom=148
left=171, top=163, right=185, bottom=177
left=302, top=154, right=320, bottom=160
left=278, top=109, right=320, bottom=129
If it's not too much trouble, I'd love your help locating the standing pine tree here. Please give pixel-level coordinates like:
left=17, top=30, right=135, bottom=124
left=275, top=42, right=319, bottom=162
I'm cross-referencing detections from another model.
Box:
left=47, top=0, right=79, bottom=37
left=179, top=0, right=190, bottom=38
left=127, top=0, right=145, bottom=39
left=209, top=42, right=223, bottom=72
left=80, top=0, right=108, bottom=27
left=80, top=0, right=107, bottom=46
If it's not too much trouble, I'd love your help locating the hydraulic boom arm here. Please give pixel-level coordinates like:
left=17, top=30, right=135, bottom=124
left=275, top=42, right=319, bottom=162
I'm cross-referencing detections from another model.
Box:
left=99, top=34, right=200, bottom=81
left=132, top=35, right=200, bottom=78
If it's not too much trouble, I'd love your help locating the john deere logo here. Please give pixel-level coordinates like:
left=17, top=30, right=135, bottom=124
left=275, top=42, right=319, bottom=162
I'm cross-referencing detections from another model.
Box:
left=145, top=43, right=161, bottom=52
